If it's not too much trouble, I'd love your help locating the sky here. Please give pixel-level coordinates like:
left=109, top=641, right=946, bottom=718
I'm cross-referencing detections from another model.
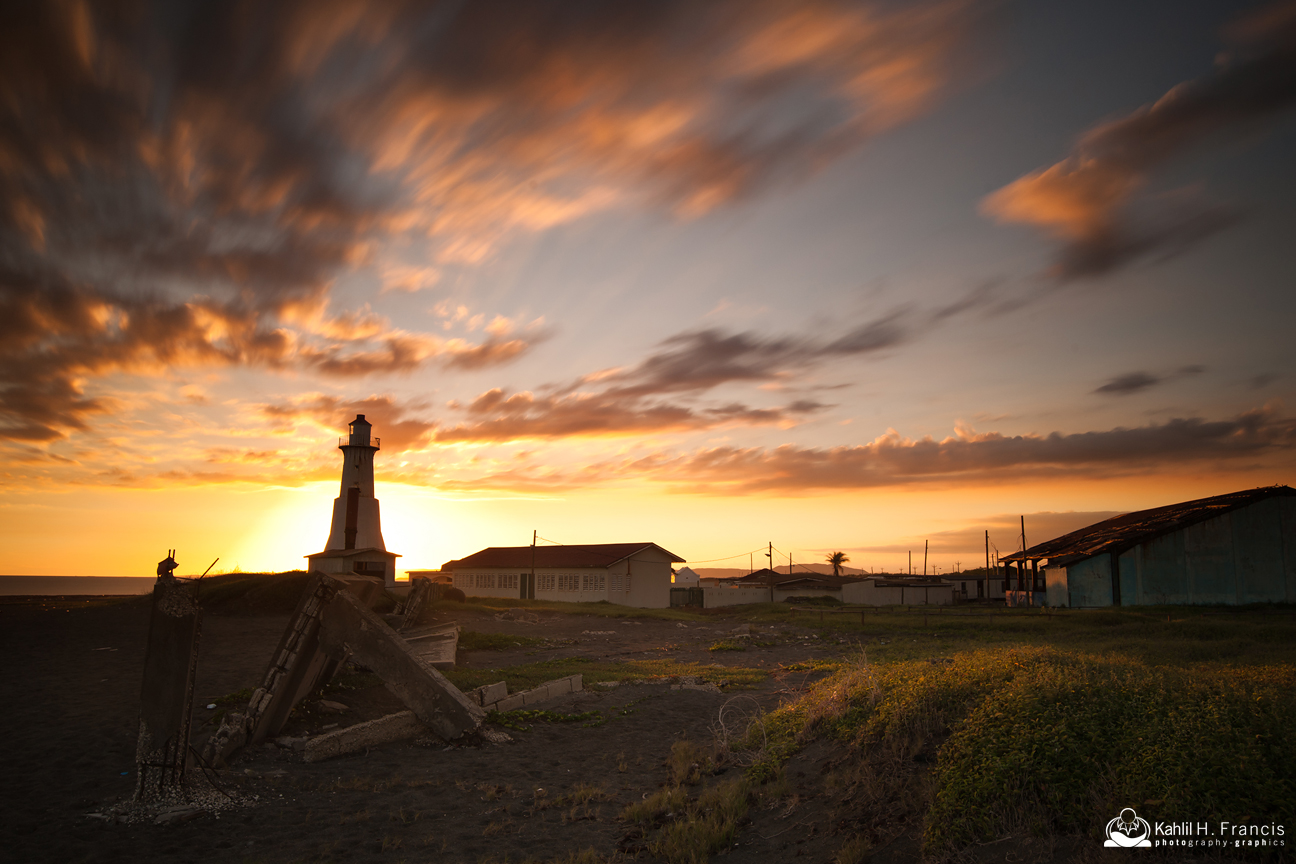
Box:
left=3, top=0, right=1295, bottom=578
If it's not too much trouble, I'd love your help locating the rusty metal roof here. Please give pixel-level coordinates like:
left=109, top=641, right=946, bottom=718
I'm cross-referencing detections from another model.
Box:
left=1001, top=485, right=1294, bottom=564
left=442, top=542, right=684, bottom=570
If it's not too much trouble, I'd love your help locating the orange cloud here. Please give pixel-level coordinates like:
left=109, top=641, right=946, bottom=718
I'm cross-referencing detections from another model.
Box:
left=982, top=1, right=1296, bottom=278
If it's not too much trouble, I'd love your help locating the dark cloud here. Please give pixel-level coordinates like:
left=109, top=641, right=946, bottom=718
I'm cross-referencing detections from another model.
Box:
left=982, top=1, right=1296, bottom=279
left=443, top=404, right=1296, bottom=492
left=581, top=312, right=910, bottom=399
left=434, top=316, right=904, bottom=442
left=657, top=406, right=1296, bottom=493
left=1093, top=364, right=1206, bottom=396
left=1094, top=372, right=1161, bottom=395
left=0, top=0, right=994, bottom=442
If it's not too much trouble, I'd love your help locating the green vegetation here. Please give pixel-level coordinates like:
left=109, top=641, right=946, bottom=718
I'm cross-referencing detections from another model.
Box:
left=442, top=656, right=767, bottom=694
left=779, top=604, right=1296, bottom=666
left=707, top=638, right=747, bottom=652
left=458, top=630, right=553, bottom=651
left=742, top=645, right=1296, bottom=855
left=485, top=708, right=604, bottom=731
left=428, top=596, right=707, bottom=621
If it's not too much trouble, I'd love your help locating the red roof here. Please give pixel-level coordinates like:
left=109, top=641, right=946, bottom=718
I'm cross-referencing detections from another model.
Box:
left=443, top=542, right=684, bottom=570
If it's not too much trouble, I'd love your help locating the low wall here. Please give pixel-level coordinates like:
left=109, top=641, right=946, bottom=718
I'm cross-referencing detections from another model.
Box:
left=841, top=580, right=953, bottom=606
left=702, top=586, right=773, bottom=607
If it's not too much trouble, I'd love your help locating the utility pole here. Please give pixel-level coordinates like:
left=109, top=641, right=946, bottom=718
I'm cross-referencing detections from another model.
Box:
left=908, top=550, right=911, bottom=575
left=529, top=530, right=537, bottom=600
left=766, top=541, right=773, bottom=573
left=923, top=540, right=928, bottom=577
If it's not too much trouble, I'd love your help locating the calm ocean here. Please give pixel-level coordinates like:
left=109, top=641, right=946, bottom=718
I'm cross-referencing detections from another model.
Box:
left=0, top=575, right=157, bottom=596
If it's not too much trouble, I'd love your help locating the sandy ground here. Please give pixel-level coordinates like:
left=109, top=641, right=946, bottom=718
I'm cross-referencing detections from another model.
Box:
left=0, top=596, right=1110, bottom=864
left=0, top=596, right=860, bottom=864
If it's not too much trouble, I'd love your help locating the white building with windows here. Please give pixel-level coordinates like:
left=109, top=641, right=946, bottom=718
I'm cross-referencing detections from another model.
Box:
left=440, top=543, right=684, bottom=608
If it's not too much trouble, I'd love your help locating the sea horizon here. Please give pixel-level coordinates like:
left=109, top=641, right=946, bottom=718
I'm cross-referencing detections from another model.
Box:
left=0, top=575, right=158, bottom=596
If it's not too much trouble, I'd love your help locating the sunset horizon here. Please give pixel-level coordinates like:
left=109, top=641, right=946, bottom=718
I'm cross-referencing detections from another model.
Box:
left=4, top=0, right=1295, bottom=581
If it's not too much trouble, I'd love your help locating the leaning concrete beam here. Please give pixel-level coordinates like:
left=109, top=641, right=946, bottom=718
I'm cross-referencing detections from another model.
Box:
left=303, top=711, right=427, bottom=763
left=318, top=589, right=484, bottom=741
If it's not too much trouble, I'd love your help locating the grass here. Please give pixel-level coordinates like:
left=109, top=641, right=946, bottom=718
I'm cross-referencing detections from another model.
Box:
left=645, top=777, right=752, bottom=864
left=742, top=645, right=1296, bottom=856
left=707, top=639, right=747, bottom=652
left=486, top=708, right=605, bottom=731
left=780, top=603, right=1296, bottom=666
left=429, top=597, right=708, bottom=621
left=441, top=656, right=767, bottom=694
left=459, top=630, right=553, bottom=651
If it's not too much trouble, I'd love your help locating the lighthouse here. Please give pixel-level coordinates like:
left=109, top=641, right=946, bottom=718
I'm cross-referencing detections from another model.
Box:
left=306, top=414, right=400, bottom=587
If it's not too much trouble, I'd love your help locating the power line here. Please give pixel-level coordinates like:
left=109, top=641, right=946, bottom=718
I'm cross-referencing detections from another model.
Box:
left=685, top=546, right=774, bottom=564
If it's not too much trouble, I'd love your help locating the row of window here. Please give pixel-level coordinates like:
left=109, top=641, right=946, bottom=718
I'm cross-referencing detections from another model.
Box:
left=455, top=572, right=630, bottom=592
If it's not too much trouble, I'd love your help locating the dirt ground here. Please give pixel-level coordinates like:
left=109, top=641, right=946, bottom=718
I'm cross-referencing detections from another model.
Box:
left=0, top=596, right=1133, bottom=864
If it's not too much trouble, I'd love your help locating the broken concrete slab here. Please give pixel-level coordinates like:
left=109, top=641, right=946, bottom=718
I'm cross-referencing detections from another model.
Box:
left=303, top=711, right=427, bottom=763
left=317, top=589, right=484, bottom=740
left=481, top=675, right=583, bottom=712
left=471, top=681, right=508, bottom=707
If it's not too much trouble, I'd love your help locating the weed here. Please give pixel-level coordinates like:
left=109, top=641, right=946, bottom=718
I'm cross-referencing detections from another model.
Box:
left=648, top=777, right=751, bottom=864
left=708, top=639, right=747, bottom=652
left=340, top=807, right=370, bottom=825
left=668, top=739, right=713, bottom=786
left=379, top=834, right=402, bottom=851
left=622, top=786, right=687, bottom=825
left=478, top=782, right=513, bottom=801
left=557, top=782, right=608, bottom=806
left=390, top=806, right=420, bottom=824
left=833, top=834, right=870, bottom=864
left=459, top=631, right=551, bottom=651
left=482, top=819, right=512, bottom=836
left=486, top=708, right=603, bottom=731
left=443, top=657, right=766, bottom=694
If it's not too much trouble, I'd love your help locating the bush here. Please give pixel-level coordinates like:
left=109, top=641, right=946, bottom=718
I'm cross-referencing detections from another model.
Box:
left=748, top=647, right=1296, bottom=856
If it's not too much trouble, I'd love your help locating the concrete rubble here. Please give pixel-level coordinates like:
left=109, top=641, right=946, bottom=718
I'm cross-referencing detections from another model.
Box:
left=204, top=570, right=483, bottom=768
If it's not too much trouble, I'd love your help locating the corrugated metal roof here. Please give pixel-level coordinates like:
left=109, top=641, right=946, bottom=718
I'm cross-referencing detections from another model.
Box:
left=1001, top=485, right=1294, bottom=564
left=442, top=542, right=684, bottom=570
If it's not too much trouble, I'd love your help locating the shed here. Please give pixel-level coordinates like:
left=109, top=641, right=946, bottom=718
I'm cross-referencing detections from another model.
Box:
left=1000, top=486, right=1296, bottom=607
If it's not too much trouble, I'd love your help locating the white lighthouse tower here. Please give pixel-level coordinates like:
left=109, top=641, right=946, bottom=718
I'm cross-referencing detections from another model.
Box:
left=306, top=414, right=399, bottom=587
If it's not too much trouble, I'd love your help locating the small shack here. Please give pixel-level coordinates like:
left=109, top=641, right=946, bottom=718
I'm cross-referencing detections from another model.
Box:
left=1000, top=486, right=1296, bottom=607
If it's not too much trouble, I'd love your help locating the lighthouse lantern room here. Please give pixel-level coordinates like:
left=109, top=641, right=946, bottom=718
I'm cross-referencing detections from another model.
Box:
left=305, top=414, right=400, bottom=587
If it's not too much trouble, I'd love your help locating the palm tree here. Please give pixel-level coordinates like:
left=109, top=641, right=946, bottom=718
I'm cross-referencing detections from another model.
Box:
left=826, top=550, right=850, bottom=576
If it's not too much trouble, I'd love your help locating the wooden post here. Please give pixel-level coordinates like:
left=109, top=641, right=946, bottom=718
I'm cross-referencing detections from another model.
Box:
left=135, top=576, right=201, bottom=801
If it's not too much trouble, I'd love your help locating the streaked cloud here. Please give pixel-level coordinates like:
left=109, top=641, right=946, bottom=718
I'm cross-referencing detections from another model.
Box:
left=440, top=404, right=1296, bottom=493
left=1093, top=365, right=1204, bottom=396
left=981, top=1, right=1296, bottom=278
left=436, top=314, right=908, bottom=442
left=0, top=0, right=994, bottom=446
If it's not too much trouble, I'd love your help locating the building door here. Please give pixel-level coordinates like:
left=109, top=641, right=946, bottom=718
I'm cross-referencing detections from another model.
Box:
left=520, top=573, right=535, bottom=600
